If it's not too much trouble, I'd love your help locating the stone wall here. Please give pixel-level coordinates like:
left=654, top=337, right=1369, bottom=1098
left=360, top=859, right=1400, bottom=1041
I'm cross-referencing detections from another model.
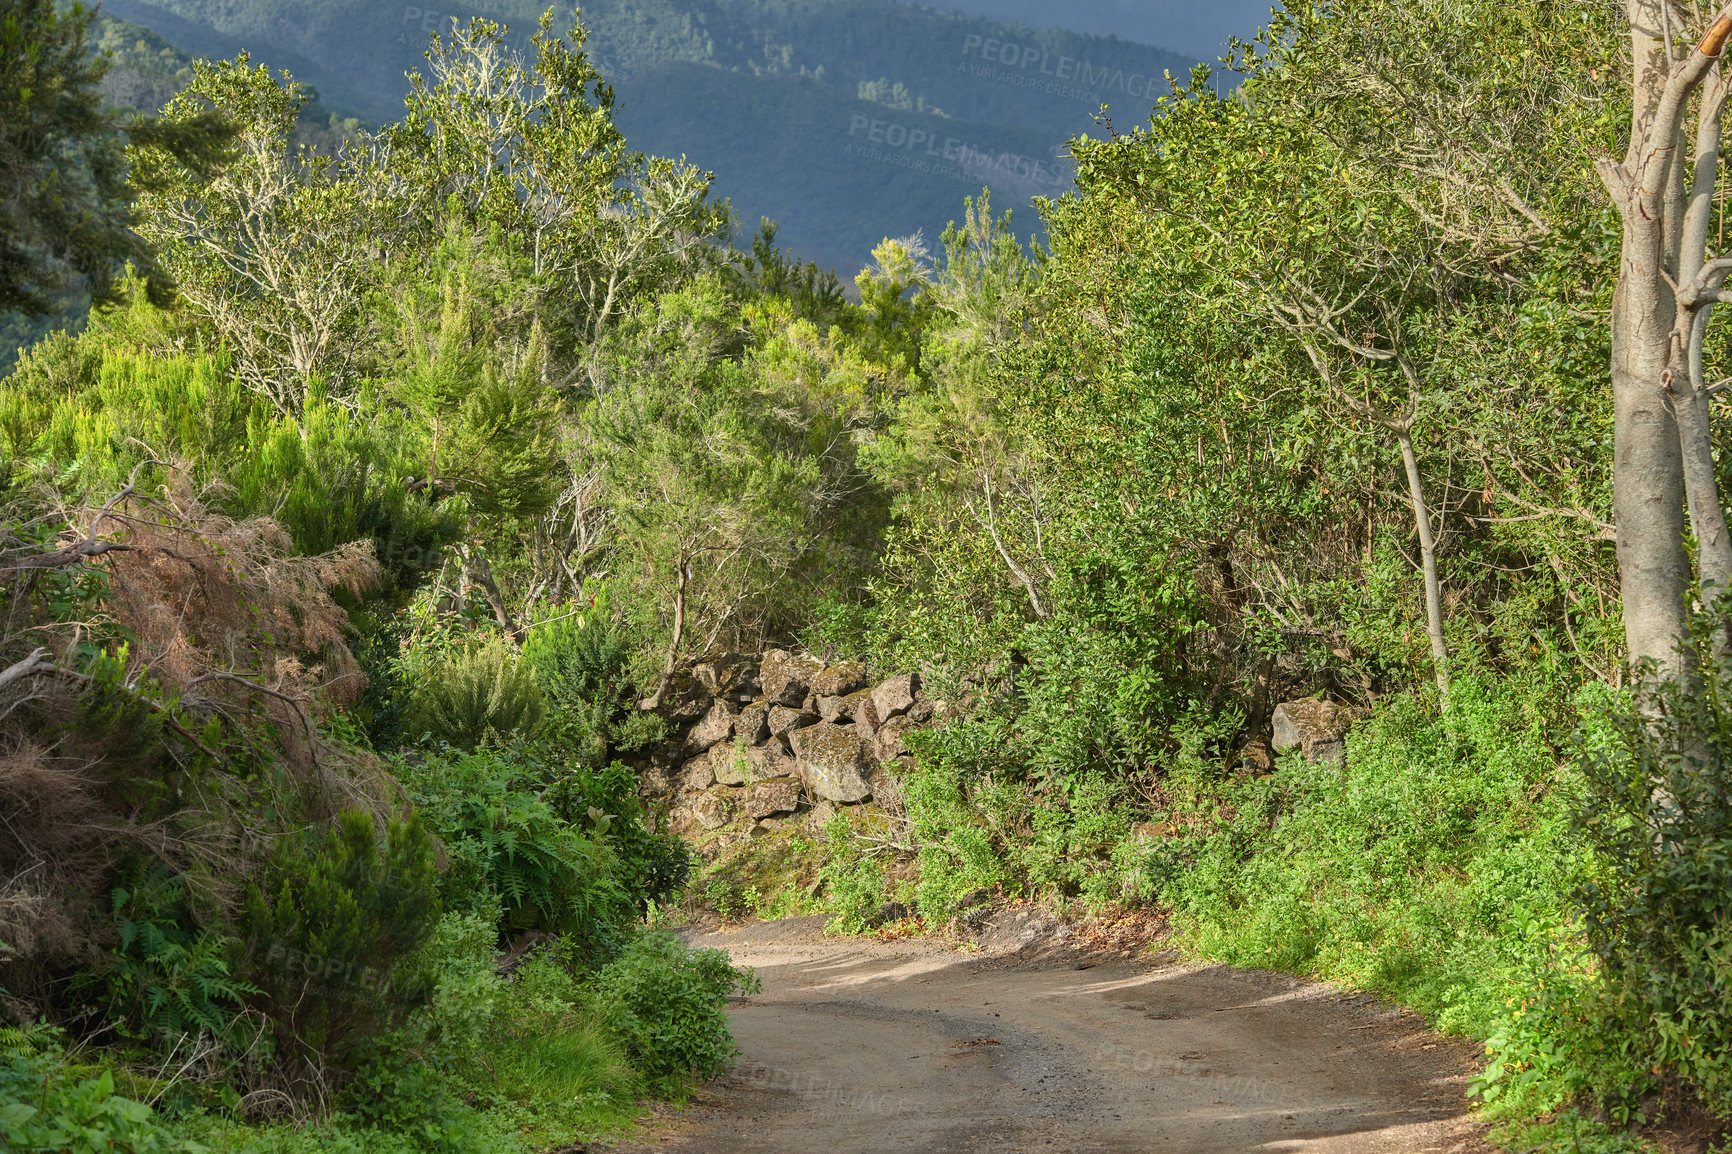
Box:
left=634, top=651, right=939, bottom=838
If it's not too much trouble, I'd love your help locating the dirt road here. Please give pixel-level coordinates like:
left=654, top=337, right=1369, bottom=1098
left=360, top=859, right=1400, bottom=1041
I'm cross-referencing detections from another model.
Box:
left=610, top=915, right=1488, bottom=1154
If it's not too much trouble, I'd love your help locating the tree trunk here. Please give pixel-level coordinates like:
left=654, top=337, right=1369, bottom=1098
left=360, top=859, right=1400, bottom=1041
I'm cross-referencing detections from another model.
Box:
left=462, top=547, right=523, bottom=646
left=1675, top=308, right=1732, bottom=605
left=1601, top=0, right=1697, bottom=673
left=638, top=562, right=688, bottom=711
left=1396, top=428, right=1450, bottom=699
left=1673, top=63, right=1732, bottom=616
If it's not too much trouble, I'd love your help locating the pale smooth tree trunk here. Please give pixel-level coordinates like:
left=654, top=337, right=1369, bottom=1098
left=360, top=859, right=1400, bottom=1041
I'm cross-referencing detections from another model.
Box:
left=1599, top=0, right=1703, bottom=673
left=1670, top=55, right=1732, bottom=614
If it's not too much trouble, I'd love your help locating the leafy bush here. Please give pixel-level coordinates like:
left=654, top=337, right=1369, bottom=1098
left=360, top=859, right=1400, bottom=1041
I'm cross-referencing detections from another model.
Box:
left=521, top=602, right=632, bottom=766
left=1576, top=623, right=1732, bottom=1124
left=0, top=322, right=458, bottom=595
left=1470, top=940, right=1602, bottom=1119
left=490, top=952, right=641, bottom=1121
left=0, top=1035, right=187, bottom=1154
left=875, top=719, right=1138, bottom=924
left=412, top=912, right=642, bottom=1142
left=820, top=855, right=889, bottom=936
left=1157, top=677, right=1585, bottom=1040
left=544, top=759, right=692, bottom=914
left=588, top=930, right=759, bottom=1085
left=104, top=863, right=254, bottom=1044
left=399, top=749, right=638, bottom=958
left=241, top=811, right=441, bottom=1079
left=415, top=911, right=504, bottom=1065
left=410, top=637, right=546, bottom=751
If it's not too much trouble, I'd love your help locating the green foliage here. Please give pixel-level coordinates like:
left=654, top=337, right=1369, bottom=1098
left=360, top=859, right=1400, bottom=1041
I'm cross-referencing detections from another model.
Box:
left=817, top=837, right=889, bottom=936
left=67, top=642, right=168, bottom=769
left=409, top=636, right=546, bottom=751
left=383, top=13, right=725, bottom=352
left=594, top=273, right=891, bottom=667
left=1156, top=680, right=1585, bottom=1037
left=399, top=747, right=638, bottom=957
left=1471, top=945, right=1603, bottom=1119
left=728, top=220, right=847, bottom=330
left=544, top=759, right=693, bottom=914
left=131, top=53, right=375, bottom=415
left=853, top=233, right=936, bottom=372
left=874, top=718, right=1143, bottom=923
left=416, top=916, right=641, bottom=1134
left=228, top=388, right=454, bottom=569
left=0, top=1044, right=190, bottom=1154
left=521, top=598, right=633, bottom=765
left=241, top=811, right=441, bottom=1076
left=105, top=864, right=254, bottom=1044
left=0, top=0, right=226, bottom=317
left=588, top=929, right=758, bottom=1085
left=0, top=300, right=459, bottom=589
left=1575, top=621, right=1732, bottom=1123
left=374, top=228, right=560, bottom=524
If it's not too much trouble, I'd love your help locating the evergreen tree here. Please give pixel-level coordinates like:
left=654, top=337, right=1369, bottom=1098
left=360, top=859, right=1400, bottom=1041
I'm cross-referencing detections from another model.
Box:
left=0, top=0, right=228, bottom=317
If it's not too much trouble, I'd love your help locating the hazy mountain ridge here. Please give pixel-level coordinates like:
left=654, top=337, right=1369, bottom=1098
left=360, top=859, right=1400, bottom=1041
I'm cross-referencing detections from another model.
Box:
left=94, top=0, right=1200, bottom=270
left=102, top=0, right=1198, bottom=129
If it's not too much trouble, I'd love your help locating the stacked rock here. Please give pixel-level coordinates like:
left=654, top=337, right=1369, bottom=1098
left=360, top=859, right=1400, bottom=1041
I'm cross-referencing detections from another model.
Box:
left=640, top=651, right=932, bottom=837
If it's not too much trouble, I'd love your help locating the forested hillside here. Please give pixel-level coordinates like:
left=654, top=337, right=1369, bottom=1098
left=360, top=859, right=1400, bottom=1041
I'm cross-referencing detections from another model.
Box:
left=3, top=1, right=1732, bottom=1153
left=97, top=0, right=1197, bottom=267
left=925, top=0, right=1273, bottom=59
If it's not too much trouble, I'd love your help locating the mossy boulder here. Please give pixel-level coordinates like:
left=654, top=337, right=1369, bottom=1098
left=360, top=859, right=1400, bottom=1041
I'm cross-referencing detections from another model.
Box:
left=789, top=722, right=876, bottom=804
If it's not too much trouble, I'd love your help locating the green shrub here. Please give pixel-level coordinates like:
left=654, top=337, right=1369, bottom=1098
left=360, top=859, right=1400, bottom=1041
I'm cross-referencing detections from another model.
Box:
left=410, top=912, right=641, bottom=1144
left=521, top=602, right=631, bottom=766
left=0, top=334, right=457, bottom=595
left=241, top=811, right=440, bottom=1079
left=821, top=856, right=889, bottom=935
left=588, top=929, right=759, bottom=1085
left=340, top=1055, right=493, bottom=1154
left=1157, top=677, right=1584, bottom=1040
left=544, top=759, right=692, bottom=914
left=489, top=952, right=640, bottom=1122
left=104, top=863, right=254, bottom=1045
left=1576, top=622, right=1732, bottom=1124
left=415, top=910, right=504, bottom=1065
left=891, top=721, right=1148, bottom=922
left=400, top=749, right=638, bottom=959
left=411, top=637, right=545, bottom=750
left=0, top=1038, right=188, bottom=1154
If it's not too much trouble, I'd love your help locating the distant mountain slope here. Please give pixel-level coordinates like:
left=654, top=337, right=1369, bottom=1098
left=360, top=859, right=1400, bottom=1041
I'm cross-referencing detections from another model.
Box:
left=614, top=62, right=1066, bottom=266
left=582, top=0, right=1199, bottom=133
left=910, top=0, right=1281, bottom=60
left=94, top=14, right=363, bottom=150
left=96, top=0, right=1203, bottom=272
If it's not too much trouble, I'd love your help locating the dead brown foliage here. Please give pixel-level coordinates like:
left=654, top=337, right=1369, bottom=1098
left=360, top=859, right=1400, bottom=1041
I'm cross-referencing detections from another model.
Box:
left=88, top=476, right=379, bottom=711
left=0, top=475, right=396, bottom=1010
